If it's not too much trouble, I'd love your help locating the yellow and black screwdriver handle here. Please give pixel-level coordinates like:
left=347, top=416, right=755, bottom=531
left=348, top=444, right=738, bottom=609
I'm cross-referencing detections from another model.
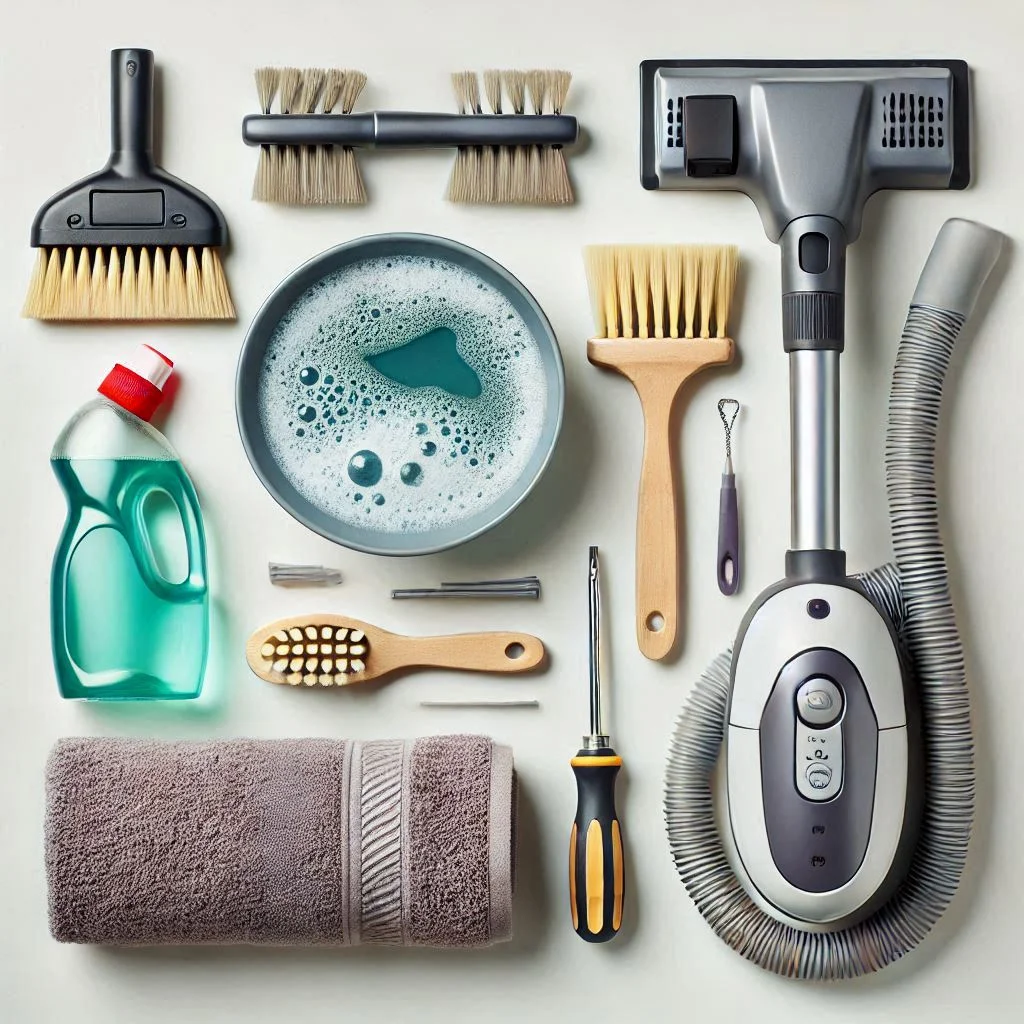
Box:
left=570, top=747, right=624, bottom=942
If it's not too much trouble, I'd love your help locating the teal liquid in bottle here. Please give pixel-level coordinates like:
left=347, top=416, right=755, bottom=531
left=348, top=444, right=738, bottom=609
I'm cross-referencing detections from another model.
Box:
left=51, top=346, right=209, bottom=700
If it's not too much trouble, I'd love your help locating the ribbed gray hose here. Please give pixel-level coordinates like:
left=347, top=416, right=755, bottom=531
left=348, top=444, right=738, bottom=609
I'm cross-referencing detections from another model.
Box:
left=665, top=219, right=1004, bottom=979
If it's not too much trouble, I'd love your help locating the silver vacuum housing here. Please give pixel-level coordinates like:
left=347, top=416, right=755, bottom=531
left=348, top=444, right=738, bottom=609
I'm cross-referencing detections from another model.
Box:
left=642, top=61, right=969, bottom=929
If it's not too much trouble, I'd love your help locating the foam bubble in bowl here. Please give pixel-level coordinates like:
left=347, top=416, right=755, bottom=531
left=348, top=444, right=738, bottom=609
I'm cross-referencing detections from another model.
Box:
left=256, top=254, right=548, bottom=535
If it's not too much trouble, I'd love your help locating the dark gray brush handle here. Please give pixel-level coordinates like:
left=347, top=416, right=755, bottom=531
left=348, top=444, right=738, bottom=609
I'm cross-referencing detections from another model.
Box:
left=110, top=48, right=156, bottom=173
left=242, top=112, right=579, bottom=148
left=718, top=472, right=740, bottom=596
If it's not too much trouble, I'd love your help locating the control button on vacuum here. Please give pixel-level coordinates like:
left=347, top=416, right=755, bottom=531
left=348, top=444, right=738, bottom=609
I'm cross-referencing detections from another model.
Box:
left=682, top=95, right=738, bottom=177
left=798, top=231, right=830, bottom=274
left=795, top=720, right=843, bottom=801
left=796, top=677, right=843, bottom=727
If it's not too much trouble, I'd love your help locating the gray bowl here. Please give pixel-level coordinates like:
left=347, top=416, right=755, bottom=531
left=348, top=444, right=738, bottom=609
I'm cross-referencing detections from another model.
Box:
left=236, top=233, right=564, bottom=556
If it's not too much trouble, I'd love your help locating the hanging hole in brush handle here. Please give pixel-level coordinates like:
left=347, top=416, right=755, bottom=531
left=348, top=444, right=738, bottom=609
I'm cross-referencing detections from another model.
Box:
left=717, top=472, right=740, bottom=595
left=109, top=48, right=156, bottom=174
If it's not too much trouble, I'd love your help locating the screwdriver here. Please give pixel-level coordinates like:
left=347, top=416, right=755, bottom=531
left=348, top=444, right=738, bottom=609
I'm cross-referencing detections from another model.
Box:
left=570, top=546, right=625, bottom=943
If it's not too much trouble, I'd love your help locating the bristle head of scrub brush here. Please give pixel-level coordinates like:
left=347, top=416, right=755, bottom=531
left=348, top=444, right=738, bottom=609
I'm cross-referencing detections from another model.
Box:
left=583, top=245, right=738, bottom=340
left=446, top=69, right=575, bottom=206
left=251, top=66, right=368, bottom=206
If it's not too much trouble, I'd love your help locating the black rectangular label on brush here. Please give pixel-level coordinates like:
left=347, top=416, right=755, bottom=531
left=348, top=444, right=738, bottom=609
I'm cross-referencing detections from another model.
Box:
left=90, top=190, right=164, bottom=226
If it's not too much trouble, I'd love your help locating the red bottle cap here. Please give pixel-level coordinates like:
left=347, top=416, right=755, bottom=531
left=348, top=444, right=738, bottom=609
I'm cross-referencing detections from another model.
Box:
left=98, top=345, right=174, bottom=422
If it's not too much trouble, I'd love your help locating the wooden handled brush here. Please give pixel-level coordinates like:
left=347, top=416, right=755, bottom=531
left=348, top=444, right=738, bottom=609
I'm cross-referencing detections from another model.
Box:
left=246, top=614, right=546, bottom=687
left=585, top=245, right=738, bottom=660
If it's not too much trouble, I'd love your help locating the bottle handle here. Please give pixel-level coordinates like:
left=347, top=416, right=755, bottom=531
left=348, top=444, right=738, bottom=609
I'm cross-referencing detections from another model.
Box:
left=122, top=465, right=207, bottom=602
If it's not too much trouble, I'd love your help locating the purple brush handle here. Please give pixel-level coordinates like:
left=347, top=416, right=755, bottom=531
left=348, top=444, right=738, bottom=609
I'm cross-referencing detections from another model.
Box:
left=717, top=471, right=740, bottom=595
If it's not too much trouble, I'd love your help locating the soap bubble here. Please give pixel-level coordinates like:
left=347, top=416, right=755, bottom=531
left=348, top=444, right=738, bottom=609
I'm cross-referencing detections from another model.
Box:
left=400, top=462, right=423, bottom=487
left=297, top=404, right=317, bottom=422
left=299, top=367, right=320, bottom=386
left=347, top=450, right=383, bottom=487
left=421, top=441, right=437, bottom=457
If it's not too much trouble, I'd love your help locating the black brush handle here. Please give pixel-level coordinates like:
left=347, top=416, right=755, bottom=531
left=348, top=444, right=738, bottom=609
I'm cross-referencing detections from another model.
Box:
left=110, top=48, right=155, bottom=173
left=570, top=749, right=624, bottom=943
left=242, top=112, right=579, bottom=148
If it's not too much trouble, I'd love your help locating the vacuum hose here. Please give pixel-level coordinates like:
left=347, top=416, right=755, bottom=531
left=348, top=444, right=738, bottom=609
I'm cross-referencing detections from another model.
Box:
left=665, top=219, right=1004, bottom=979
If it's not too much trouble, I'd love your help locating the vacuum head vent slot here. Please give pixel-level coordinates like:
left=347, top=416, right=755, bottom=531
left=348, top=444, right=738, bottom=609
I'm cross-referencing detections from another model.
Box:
left=666, top=96, right=684, bottom=147
left=882, top=91, right=945, bottom=149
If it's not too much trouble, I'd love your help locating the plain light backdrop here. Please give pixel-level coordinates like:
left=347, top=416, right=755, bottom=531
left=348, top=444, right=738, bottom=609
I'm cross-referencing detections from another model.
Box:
left=1, top=1, right=1021, bottom=1020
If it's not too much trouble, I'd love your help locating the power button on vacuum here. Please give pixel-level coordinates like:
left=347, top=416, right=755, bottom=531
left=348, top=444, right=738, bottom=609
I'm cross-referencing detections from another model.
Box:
left=796, top=678, right=843, bottom=728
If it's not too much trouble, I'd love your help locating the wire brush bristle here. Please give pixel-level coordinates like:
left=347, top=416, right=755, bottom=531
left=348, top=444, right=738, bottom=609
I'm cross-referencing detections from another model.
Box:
left=584, top=245, right=738, bottom=340
left=22, top=246, right=235, bottom=321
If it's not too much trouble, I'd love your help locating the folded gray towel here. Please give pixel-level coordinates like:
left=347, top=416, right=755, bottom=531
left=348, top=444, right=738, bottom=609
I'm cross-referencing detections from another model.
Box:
left=45, top=734, right=514, bottom=948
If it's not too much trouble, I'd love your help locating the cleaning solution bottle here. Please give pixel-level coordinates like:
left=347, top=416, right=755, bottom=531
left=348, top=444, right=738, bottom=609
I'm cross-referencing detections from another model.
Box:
left=51, top=346, right=209, bottom=700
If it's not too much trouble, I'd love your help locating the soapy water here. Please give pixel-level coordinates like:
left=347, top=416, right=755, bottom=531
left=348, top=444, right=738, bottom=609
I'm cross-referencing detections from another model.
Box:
left=258, top=255, right=549, bottom=534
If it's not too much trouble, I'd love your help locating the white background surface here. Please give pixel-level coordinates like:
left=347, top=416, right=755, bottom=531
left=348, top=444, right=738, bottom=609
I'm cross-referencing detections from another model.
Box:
left=1, top=1, right=1022, bottom=1020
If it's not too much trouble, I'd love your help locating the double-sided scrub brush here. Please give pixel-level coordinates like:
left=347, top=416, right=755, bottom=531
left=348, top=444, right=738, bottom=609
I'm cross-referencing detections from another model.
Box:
left=243, top=68, right=578, bottom=205
left=585, top=245, right=737, bottom=660
left=23, top=49, right=234, bottom=322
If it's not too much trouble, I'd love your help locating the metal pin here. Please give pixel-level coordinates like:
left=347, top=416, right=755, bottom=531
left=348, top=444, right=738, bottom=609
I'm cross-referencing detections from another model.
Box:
left=419, top=699, right=540, bottom=708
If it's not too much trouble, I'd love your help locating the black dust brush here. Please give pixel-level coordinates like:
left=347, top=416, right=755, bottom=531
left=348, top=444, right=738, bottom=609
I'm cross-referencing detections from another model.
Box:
left=23, top=49, right=234, bottom=321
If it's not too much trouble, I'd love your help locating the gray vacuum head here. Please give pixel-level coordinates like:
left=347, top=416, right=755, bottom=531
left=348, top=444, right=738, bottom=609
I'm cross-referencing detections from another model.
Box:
left=641, top=60, right=969, bottom=243
left=640, top=60, right=970, bottom=356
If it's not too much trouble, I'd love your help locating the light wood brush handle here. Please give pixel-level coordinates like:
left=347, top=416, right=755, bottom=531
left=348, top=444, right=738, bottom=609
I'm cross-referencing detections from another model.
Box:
left=588, top=337, right=734, bottom=660
left=634, top=379, right=683, bottom=660
left=396, top=632, right=546, bottom=674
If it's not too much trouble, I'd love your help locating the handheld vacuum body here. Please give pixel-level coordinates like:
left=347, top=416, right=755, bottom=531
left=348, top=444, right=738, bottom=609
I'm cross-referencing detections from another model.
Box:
left=643, top=61, right=970, bottom=929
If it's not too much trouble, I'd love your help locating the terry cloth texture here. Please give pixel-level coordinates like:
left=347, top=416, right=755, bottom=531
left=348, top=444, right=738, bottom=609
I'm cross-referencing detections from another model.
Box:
left=45, top=735, right=515, bottom=948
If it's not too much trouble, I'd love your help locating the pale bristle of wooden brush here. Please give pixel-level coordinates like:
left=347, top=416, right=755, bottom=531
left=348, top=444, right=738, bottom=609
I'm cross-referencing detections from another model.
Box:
left=583, top=245, right=737, bottom=341
left=22, top=246, right=235, bottom=321
left=649, top=247, right=667, bottom=338
left=682, top=246, right=698, bottom=338
left=253, top=67, right=366, bottom=205
left=714, top=246, right=739, bottom=337
left=261, top=624, right=369, bottom=686
left=698, top=245, right=718, bottom=338
left=630, top=247, right=651, bottom=339
left=615, top=248, right=636, bottom=338
left=583, top=246, right=618, bottom=337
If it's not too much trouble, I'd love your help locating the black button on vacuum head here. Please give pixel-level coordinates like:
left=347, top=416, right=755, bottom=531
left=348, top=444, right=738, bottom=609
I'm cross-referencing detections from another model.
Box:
left=683, top=95, right=737, bottom=177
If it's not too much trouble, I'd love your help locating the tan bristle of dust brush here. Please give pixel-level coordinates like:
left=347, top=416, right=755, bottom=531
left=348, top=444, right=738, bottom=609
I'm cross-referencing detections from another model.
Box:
left=252, top=66, right=368, bottom=205
left=585, top=244, right=738, bottom=660
left=23, top=48, right=234, bottom=322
